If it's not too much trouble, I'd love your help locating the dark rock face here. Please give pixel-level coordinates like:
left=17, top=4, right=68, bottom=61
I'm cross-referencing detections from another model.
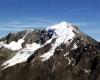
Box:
left=0, top=23, right=100, bottom=80
left=0, top=47, right=15, bottom=65
left=0, top=37, right=100, bottom=80
left=1, top=30, right=27, bottom=44
left=0, top=29, right=54, bottom=45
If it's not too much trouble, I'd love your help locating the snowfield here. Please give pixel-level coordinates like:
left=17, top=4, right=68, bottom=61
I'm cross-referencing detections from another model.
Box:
left=2, top=21, right=77, bottom=69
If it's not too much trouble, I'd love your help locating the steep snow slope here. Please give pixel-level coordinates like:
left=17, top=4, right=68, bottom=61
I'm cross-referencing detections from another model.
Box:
left=41, top=22, right=75, bottom=61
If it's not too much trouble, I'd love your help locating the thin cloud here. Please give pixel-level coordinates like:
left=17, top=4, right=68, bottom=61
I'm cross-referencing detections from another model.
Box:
left=0, top=19, right=100, bottom=32
left=73, top=22, right=99, bottom=26
left=0, top=28, right=25, bottom=31
left=70, top=8, right=93, bottom=12
left=0, top=17, right=58, bottom=30
left=83, top=29, right=100, bottom=34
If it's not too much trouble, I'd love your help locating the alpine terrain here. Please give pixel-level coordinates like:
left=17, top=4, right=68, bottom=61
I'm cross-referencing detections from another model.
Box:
left=0, top=22, right=100, bottom=80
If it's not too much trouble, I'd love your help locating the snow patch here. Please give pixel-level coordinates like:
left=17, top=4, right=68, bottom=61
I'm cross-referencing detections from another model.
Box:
left=3, top=39, right=24, bottom=50
left=2, top=32, right=28, bottom=50
left=84, top=69, right=91, bottom=73
left=64, top=52, right=69, bottom=57
left=66, top=57, right=74, bottom=65
left=44, top=38, right=54, bottom=45
left=2, top=42, right=41, bottom=69
left=40, top=51, right=53, bottom=61
left=71, top=43, right=78, bottom=50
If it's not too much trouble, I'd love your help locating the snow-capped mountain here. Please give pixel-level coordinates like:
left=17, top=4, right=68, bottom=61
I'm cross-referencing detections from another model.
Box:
left=0, top=22, right=100, bottom=80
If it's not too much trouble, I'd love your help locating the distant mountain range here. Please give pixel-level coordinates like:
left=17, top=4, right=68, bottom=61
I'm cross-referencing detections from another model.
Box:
left=0, top=22, right=100, bottom=80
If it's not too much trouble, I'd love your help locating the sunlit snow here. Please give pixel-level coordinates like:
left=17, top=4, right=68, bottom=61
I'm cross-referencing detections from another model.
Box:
left=2, top=32, right=29, bottom=50
left=2, top=42, right=41, bottom=69
left=41, top=22, right=75, bottom=61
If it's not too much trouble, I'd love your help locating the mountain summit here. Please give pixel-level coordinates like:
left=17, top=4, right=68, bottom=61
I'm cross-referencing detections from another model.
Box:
left=0, top=22, right=100, bottom=80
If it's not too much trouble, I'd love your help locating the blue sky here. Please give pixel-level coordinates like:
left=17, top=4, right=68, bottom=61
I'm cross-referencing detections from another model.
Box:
left=0, top=0, right=100, bottom=41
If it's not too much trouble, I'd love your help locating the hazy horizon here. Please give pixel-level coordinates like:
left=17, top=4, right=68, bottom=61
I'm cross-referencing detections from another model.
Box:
left=0, top=0, right=100, bottom=41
